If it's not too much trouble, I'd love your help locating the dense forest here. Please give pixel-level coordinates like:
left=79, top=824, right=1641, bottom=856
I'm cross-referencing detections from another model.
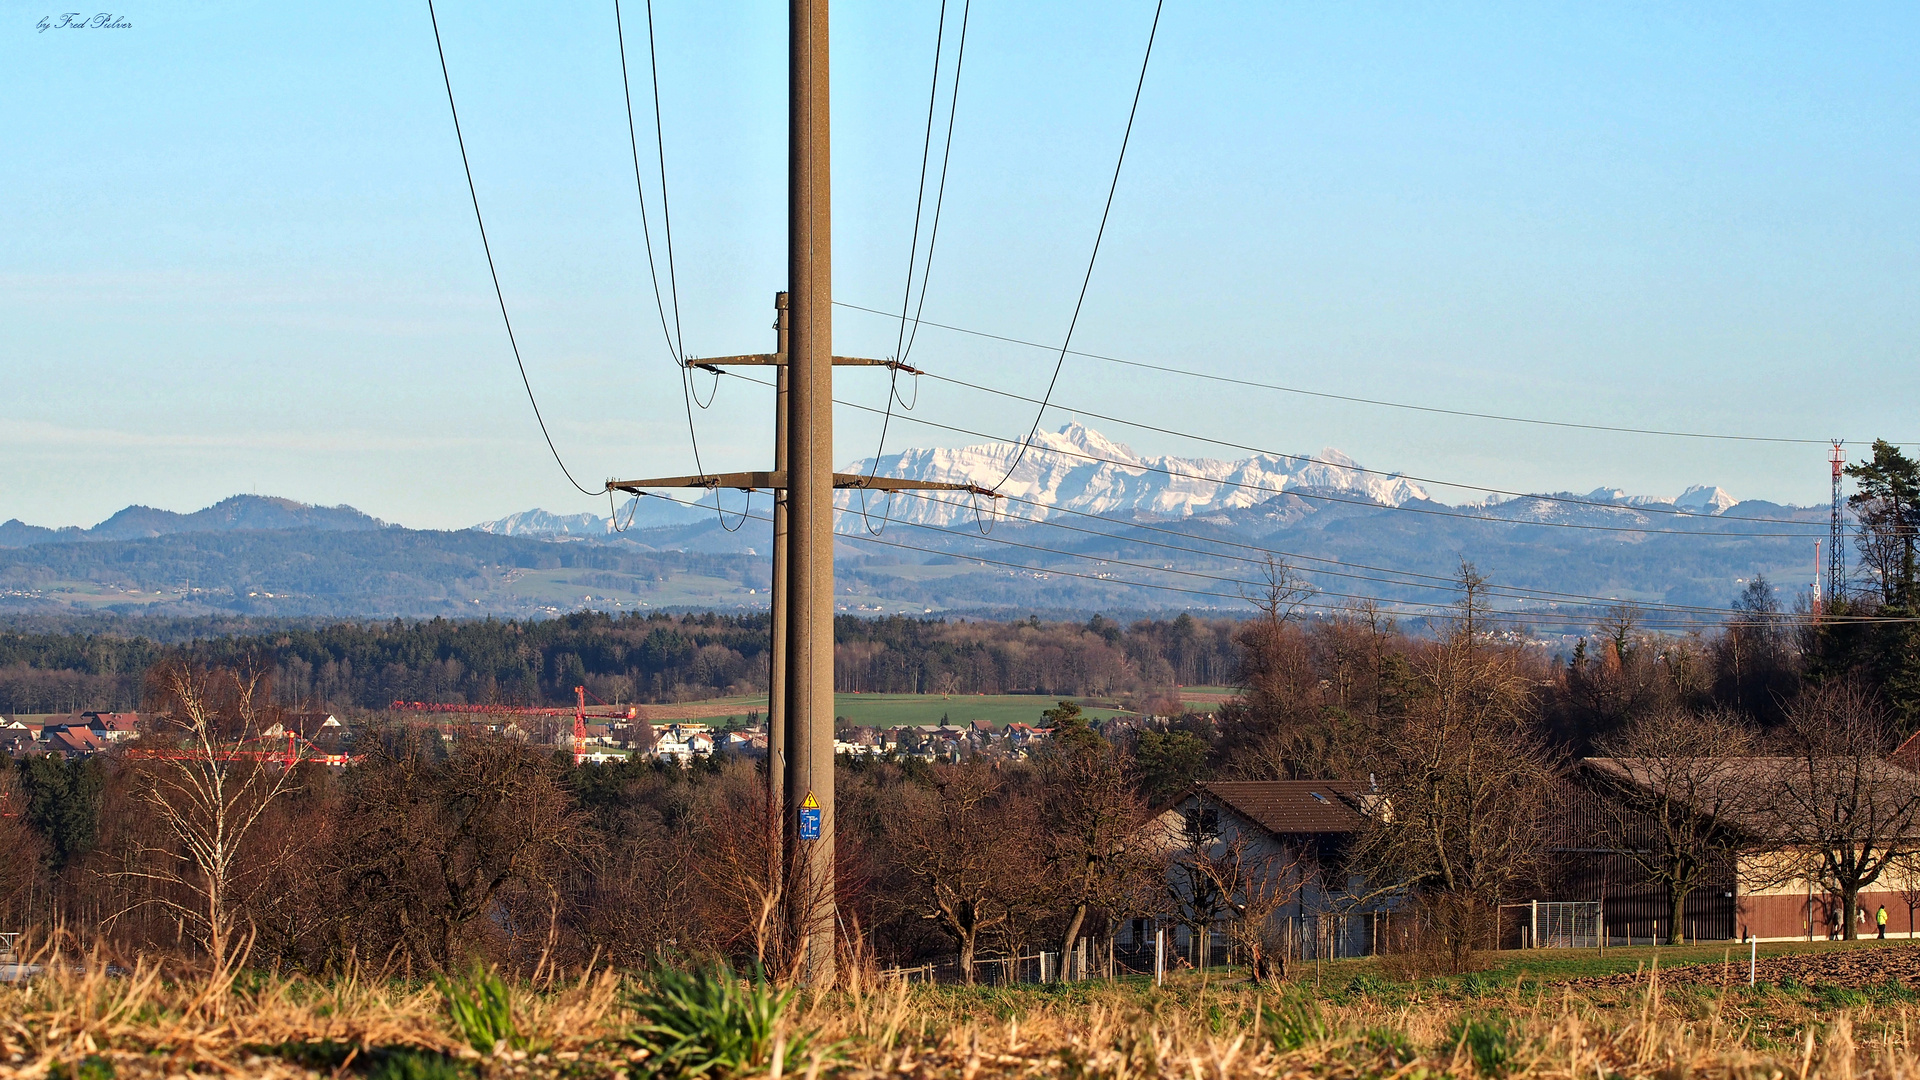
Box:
left=0, top=611, right=1242, bottom=715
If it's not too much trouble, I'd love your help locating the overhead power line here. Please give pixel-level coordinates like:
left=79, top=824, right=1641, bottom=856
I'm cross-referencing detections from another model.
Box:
left=623, top=493, right=1918, bottom=630
left=861, top=0, right=973, bottom=535
left=427, top=0, right=603, bottom=498
left=879, top=485, right=1865, bottom=623
left=997, top=0, right=1164, bottom=489
left=917, top=368, right=1824, bottom=526
left=834, top=301, right=1909, bottom=448
left=614, top=0, right=739, bottom=521
left=880, top=487, right=1817, bottom=620
left=708, top=366, right=1826, bottom=536
left=818, top=380, right=1827, bottom=538
left=614, top=0, right=682, bottom=366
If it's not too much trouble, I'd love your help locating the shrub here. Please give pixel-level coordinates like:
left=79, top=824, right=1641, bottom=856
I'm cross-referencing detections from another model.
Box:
left=1449, top=1014, right=1519, bottom=1077
left=625, top=961, right=818, bottom=1078
left=438, top=963, right=523, bottom=1055
left=1361, top=1027, right=1416, bottom=1065
left=1264, top=996, right=1331, bottom=1052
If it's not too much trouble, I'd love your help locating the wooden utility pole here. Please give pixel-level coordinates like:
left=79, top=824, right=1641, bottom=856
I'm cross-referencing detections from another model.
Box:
left=769, top=292, right=790, bottom=896
left=607, top=0, right=1000, bottom=986
left=787, top=0, right=837, bottom=984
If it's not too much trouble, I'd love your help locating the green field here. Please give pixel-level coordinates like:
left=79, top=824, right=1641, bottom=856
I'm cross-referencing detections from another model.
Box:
left=1297, top=936, right=1914, bottom=993
left=643, top=693, right=1134, bottom=730
left=830, top=693, right=1132, bottom=728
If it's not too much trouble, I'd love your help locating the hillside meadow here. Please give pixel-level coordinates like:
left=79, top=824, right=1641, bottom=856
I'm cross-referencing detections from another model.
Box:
left=7, top=940, right=1920, bottom=1079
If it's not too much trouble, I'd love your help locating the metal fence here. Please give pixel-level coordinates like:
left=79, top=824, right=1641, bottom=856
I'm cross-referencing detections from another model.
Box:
left=1535, top=901, right=1602, bottom=948
left=879, top=938, right=1126, bottom=986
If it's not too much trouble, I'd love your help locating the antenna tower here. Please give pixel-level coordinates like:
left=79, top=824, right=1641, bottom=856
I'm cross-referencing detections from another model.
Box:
left=1829, top=441, right=1846, bottom=608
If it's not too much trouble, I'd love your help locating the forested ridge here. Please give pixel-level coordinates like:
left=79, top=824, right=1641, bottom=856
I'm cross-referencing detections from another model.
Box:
left=0, top=611, right=1241, bottom=714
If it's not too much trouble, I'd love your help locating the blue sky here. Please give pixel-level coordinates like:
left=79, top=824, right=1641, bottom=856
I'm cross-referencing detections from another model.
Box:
left=5, top=2, right=1917, bottom=529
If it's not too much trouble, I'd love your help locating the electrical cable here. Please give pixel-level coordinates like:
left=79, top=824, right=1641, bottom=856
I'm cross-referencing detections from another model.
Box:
left=632, top=498, right=1918, bottom=629
left=890, top=0, right=952, bottom=369
left=615, top=0, right=735, bottom=526
left=880, top=485, right=1839, bottom=622
left=860, top=0, right=973, bottom=537
left=995, top=0, right=1163, bottom=489
left=897, top=0, right=968, bottom=371
left=835, top=300, right=1911, bottom=447
left=615, top=0, right=682, bottom=366
left=644, top=0, right=687, bottom=364
left=707, top=365, right=1829, bottom=536
left=830, top=383, right=1828, bottom=538
left=427, top=0, right=604, bottom=498
left=917, top=368, right=1828, bottom=526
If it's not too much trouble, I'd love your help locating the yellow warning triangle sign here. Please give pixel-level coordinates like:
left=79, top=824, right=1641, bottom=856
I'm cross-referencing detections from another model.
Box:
left=801, top=792, right=820, bottom=809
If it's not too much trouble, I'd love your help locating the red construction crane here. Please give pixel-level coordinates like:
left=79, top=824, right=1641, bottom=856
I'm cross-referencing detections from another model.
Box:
left=388, top=686, right=637, bottom=766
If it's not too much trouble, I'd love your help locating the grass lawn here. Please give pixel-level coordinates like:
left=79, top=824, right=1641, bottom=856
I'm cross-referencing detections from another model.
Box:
left=1286, top=936, right=1919, bottom=994
left=830, top=693, right=1133, bottom=728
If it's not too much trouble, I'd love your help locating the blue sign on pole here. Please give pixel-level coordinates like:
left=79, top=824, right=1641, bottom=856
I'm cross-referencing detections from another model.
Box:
left=799, top=792, right=822, bottom=841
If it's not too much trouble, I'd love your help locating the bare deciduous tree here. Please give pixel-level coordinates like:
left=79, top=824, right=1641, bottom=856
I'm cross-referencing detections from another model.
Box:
left=336, top=729, right=578, bottom=971
left=1586, top=708, right=1757, bottom=944
left=887, top=763, right=1032, bottom=983
left=1171, top=821, right=1303, bottom=982
left=1767, top=683, right=1920, bottom=940
left=114, top=660, right=300, bottom=973
left=1354, top=565, right=1555, bottom=970
left=1036, top=712, right=1159, bottom=975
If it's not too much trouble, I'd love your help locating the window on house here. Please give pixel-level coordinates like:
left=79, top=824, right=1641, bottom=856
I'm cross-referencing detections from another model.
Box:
left=1181, top=806, right=1220, bottom=844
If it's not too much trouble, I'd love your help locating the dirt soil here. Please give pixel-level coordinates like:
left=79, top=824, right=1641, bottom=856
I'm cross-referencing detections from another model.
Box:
left=1568, top=943, right=1920, bottom=990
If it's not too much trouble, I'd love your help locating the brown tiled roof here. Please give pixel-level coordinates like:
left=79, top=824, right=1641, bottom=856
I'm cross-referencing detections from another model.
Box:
left=1581, top=756, right=1920, bottom=837
left=283, top=712, right=342, bottom=738
left=44, top=728, right=104, bottom=754
left=84, top=712, right=140, bottom=731
left=1193, top=781, right=1369, bottom=836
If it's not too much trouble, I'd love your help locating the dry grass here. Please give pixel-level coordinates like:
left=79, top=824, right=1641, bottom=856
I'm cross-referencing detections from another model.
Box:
left=6, top=948, right=1920, bottom=1080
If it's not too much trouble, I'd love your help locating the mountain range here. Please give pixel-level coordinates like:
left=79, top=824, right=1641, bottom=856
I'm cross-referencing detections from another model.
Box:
left=0, top=426, right=1824, bottom=627
left=0, top=496, right=388, bottom=548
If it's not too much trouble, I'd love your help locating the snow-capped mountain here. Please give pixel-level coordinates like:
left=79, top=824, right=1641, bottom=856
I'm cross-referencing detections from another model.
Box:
left=465, top=423, right=1740, bottom=539
left=1675, top=485, right=1739, bottom=514
left=834, top=422, right=1430, bottom=527
left=1581, top=484, right=1739, bottom=515
left=471, top=496, right=708, bottom=539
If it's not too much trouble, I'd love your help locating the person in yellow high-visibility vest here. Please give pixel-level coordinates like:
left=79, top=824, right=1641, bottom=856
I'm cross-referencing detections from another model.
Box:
left=1879, top=905, right=1890, bottom=939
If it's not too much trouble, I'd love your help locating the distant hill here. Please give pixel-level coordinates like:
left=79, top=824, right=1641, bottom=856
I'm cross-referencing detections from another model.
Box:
left=470, top=496, right=709, bottom=538
left=0, top=428, right=1826, bottom=627
left=0, top=495, right=387, bottom=548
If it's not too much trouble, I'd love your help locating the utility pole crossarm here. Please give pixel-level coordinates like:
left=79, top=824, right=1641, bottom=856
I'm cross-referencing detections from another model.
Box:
left=685, top=354, right=918, bottom=373
left=607, top=473, right=1001, bottom=497
left=608, top=472, right=782, bottom=493
left=831, top=473, right=1000, bottom=497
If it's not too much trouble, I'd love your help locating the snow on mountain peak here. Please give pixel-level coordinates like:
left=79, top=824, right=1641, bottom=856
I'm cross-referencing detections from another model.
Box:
left=1578, top=484, right=1736, bottom=514
left=471, top=496, right=708, bottom=538
left=1044, top=421, right=1139, bottom=461
left=1675, top=484, right=1737, bottom=514
left=836, top=424, right=1428, bottom=527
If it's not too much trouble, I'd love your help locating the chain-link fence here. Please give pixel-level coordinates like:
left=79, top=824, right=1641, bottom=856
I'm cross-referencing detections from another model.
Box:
left=1513, top=901, right=1603, bottom=948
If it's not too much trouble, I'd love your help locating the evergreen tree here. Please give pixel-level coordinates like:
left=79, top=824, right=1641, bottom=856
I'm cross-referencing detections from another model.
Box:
left=1845, top=440, right=1920, bottom=728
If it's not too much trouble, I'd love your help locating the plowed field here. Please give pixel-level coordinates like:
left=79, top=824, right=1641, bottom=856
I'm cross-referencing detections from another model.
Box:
left=1570, top=942, right=1920, bottom=989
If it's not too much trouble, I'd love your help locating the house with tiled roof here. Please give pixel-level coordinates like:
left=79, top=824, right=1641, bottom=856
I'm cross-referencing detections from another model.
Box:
left=84, top=712, right=141, bottom=741
left=1137, top=781, right=1397, bottom=966
left=40, top=725, right=107, bottom=758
